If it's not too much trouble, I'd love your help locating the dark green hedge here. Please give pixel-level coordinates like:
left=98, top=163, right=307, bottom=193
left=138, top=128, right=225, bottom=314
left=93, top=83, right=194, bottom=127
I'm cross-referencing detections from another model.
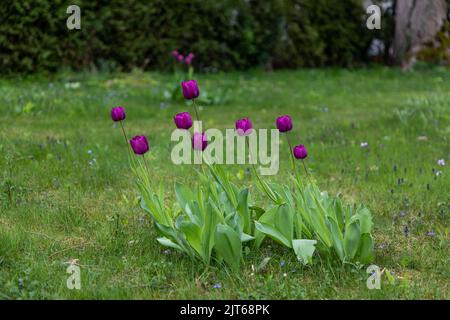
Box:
left=0, top=0, right=370, bottom=73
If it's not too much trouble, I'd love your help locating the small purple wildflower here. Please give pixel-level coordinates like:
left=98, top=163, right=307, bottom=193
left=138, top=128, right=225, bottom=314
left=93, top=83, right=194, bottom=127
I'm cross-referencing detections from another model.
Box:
left=437, top=159, right=445, bottom=166
left=280, top=261, right=285, bottom=267
left=213, top=283, right=221, bottom=289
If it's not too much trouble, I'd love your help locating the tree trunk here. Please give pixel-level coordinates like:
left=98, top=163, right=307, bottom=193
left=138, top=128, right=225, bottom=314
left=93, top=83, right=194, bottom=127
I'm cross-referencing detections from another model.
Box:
left=393, top=0, right=447, bottom=70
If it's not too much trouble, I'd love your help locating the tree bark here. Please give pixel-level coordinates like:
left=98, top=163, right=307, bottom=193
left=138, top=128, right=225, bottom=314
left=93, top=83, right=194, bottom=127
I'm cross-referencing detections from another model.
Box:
left=393, top=0, right=447, bottom=70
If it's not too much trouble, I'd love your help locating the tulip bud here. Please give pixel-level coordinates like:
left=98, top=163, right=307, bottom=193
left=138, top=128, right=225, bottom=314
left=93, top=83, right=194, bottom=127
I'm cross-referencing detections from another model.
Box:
left=192, top=132, right=207, bottom=151
left=276, top=115, right=292, bottom=132
left=181, top=80, right=200, bottom=100
left=184, top=53, right=194, bottom=65
left=174, top=112, right=193, bottom=130
left=293, top=144, right=307, bottom=159
left=111, top=106, right=126, bottom=122
left=235, top=117, right=253, bottom=136
left=130, top=135, right=149, bottom=155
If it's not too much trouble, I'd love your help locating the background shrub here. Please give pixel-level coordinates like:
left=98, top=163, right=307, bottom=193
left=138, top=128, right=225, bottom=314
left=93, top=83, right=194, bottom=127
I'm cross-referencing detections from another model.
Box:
left=0, top=0, right=372, bottom=73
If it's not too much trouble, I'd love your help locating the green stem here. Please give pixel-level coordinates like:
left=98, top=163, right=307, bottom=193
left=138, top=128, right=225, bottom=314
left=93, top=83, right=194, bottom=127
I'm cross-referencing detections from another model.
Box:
left=301, top=159, right=312, bottom=185
left=142, top=153, right=151, bottom=177
left=119, top=121, right=129, bottom=147
left=285, top=134, right=296, bottom=171
left=246, top=138, right=265, bottom=191
left=192, top=99, right=200, bottom=122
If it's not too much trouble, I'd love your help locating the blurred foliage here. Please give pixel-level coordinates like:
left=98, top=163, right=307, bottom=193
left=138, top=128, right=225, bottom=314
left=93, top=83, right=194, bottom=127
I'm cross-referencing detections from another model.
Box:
left=1, top=0, right=372, bottom=73
left=417, top=21, right=450, bottom=66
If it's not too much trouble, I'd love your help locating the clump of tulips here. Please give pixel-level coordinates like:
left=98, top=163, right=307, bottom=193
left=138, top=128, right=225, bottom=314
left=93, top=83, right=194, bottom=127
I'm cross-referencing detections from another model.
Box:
left=110, top=78, right=374, bottom=270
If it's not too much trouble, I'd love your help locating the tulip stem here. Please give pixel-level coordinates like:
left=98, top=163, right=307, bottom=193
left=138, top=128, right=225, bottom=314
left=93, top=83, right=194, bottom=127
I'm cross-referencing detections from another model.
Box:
left=142, top=153, right=151, bottom=177
left=285, top=134, right=297, bottom=172
left=120, top=121, right=129, bottom=147
left=192, top=99, right=200, bottom=122
left=301, top=159, right=311, bottom=182
left=246, top=138, right=265, bottom=188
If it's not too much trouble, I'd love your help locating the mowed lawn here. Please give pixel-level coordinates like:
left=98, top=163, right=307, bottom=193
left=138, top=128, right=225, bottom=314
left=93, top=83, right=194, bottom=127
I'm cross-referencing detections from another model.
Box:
left=0, top=68, right=449, bottom=299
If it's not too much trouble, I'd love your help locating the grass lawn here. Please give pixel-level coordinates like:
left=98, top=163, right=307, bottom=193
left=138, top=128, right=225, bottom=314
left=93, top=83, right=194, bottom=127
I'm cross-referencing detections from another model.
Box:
left=0, top=68, right=449, bottom=299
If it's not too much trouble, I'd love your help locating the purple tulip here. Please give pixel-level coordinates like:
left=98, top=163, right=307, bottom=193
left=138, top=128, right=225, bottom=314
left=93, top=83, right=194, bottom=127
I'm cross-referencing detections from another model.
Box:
left=276, top=115, right=292, bottom=132
left=184, top=53, right=194, bottom=65
left=192, top=132, right=207, bottom=151
left=111, top=106, right=126, bottom=122
left=174, top=112, right=193, bottom=129
left=171, top=50, right=179, bottom=57
left=181, top=80, right=200, bottom=100
left=130, top=135, right=149, bottom=155
left=293, top=145, right=307, bottom=159
left=177, top=54, right=184, bottom=62
left=235, top=117, right=253, bottom=136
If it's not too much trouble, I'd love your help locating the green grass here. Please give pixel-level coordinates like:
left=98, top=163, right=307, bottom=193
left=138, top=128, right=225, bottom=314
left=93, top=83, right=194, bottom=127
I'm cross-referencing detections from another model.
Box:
left=0, top=68, right=449, bottom=299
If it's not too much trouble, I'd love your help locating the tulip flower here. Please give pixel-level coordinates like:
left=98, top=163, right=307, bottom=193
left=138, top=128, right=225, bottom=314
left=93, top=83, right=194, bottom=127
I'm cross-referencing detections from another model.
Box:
left=181, top=80, right=200, bottom=100
left=192, top=132, right=207, bottom=151
left=276, top=115, right=292, bottom=133
left=171, top=50, right=179, bottom=58
left=235, top=117, right=253, bottom=136
left=293, top=145, right=307, bottom=159
left=174, top=112, right=193, bottom=130
left=111, top=106, right=126, bottom=122
left=130, top=135, right=149, bottom=155
left=184, top=53, right=194, bottom=65
left=177, top=54, right=184, bottom=62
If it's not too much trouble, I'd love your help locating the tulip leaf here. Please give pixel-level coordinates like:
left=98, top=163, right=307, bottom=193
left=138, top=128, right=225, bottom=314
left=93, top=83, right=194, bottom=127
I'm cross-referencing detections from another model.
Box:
left=255, top=206, right=278, bottom=248
left=157, top=237, right=183, bottom=252
left=249, top=206, right=265, bottom=219
left=292, top=239, right=317, bottom=265
left=237, top=188, right=251, bottom=234
left=175, top=182, right=194, bottom=214
left=357, top=207, right=373, bottom=234
left=241, top=233, right=255, bottom=242
left=274, top=204, right=293, bottom=245
left=326, top=216, right=345, bottom=261
left=344, top=220, right=361, bottom=261
left=254, top=221, right=291, bottom=248
left=356, top=233, right=374, bottom=264
left=178, top=221, right=204, bottom=260
left=214, top=224, right=242, bottom=271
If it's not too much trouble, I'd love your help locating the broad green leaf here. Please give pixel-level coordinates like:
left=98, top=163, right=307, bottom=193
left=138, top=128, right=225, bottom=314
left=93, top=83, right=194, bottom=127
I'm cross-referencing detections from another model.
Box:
left=292, top=239, right=317, bottom=265
left=274, top=204, right=293, bottom=245
left=254, top=221, right=291, bottom=248
left=326, top=216, right=345, bottom=261
left=334, top=199, right=345, bottom=230
left=237, top=188, right=251, bottom=234
left=175, top=182, right=194, bottom=215
left=240, top=233, right=254, bottom=242
left=157, top=237, right=183, bottom=252
left=254, top=206, right=278, bottom=248
left=214, top=224, right=242, bottom=270
left=178, top=221, right=204, bottom=261
left=249, top=206, right=265, bottom=219
left=344, top=221, right=361, bottom=261
left=202, top=202, right=218, bottom=260
left=357, top=207, right=373, bottom=234
left=357, top=233, right=374, bottom=264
